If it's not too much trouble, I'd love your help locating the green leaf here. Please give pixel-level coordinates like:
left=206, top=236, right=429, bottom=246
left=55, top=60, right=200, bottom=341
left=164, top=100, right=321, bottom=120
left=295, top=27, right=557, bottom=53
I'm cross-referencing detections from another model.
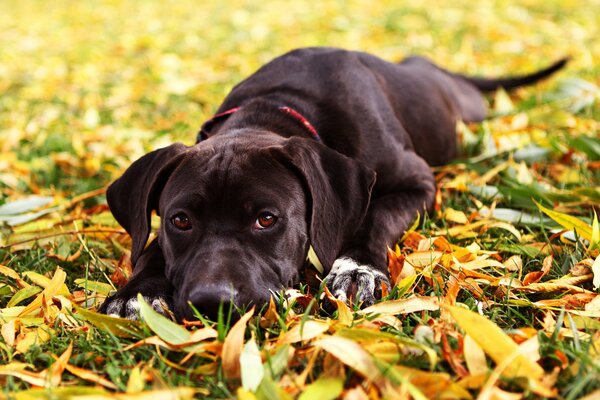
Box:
left=534, top=200, right=593, bottom=241
left=298, top=378, right=344, bottom=400
left=74, top=279, right=115, bottom=296
left=137, top=293, right=191, bottom=345
left=74, top=305, right=142, bottom=338
left=6, top=286, right=42, bottom=308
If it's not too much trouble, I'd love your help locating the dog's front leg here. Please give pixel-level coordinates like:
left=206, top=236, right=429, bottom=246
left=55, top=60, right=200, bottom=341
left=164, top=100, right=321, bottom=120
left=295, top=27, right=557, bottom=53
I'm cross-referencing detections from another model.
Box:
left=99, top=239, right=175, bottom=319
left=326, top=151, right=437, bottom=307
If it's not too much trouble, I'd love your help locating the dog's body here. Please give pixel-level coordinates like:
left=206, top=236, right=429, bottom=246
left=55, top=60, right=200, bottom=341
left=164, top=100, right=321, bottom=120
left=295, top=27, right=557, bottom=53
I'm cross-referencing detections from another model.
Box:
left=100, top=47, right=566, bottom=320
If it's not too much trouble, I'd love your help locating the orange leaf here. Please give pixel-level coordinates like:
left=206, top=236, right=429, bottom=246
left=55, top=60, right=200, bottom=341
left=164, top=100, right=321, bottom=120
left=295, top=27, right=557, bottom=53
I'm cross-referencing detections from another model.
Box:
left=48, top=342, right=72, bottom=387
left=523, top=255, right=552, bottom=285
left=221, top=308, right=254, bottom=379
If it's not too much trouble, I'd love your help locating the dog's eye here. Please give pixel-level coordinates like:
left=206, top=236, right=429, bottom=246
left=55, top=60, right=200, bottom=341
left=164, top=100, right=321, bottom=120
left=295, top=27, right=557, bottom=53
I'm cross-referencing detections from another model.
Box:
left=255, top=212, right=278, bottom=229
left=171, top=213, right=192, bottom=231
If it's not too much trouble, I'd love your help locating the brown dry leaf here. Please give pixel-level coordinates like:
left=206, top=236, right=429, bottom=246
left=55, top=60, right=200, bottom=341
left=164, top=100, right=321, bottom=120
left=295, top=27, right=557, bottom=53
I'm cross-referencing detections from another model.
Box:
left=390, top=365, right=471, bottom=399
left=402, top=231, right=427, bottom=251
left=523, top=255, right=553, bottom=286
left=110, top=254, right=133, bottom=287
left=260, top=296, right=280, bottom=329
left=387, top=246, right=405, bottom=285
left=221, top=308, right=254, bottom=379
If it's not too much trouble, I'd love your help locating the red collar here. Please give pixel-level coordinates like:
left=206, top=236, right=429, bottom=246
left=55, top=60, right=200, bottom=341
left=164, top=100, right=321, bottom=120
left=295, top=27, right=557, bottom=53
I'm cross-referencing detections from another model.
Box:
left=197, top=105, right=320, bottom=142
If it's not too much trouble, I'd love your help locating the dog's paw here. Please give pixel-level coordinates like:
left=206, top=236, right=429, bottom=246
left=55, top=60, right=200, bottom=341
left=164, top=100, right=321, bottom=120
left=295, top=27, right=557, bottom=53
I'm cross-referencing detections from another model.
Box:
left=99, top=294, right=174, bottom=320
left=325, top=257, right=390, bottom=307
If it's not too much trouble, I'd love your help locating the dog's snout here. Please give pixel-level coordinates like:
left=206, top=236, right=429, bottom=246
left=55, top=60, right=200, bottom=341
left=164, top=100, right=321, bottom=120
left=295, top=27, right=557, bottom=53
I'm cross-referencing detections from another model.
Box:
left=188, top=285, right=237, bottom=319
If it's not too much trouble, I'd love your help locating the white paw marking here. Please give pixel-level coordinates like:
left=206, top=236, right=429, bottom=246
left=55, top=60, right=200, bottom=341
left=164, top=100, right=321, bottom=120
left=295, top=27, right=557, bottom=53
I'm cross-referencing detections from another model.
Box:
left=104, top=295, right=172, bottom=320
left=326, top=257, right=388, bottom=305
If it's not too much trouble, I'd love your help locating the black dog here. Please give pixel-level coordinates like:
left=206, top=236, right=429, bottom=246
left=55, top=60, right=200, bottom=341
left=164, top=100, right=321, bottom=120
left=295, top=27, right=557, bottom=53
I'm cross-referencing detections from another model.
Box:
left=99, top=47, right=566, bottom=320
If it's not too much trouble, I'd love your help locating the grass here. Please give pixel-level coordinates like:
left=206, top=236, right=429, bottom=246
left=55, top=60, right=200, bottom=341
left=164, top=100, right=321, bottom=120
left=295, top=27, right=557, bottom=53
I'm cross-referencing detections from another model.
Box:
left=0, top=0, right=599, bottom=398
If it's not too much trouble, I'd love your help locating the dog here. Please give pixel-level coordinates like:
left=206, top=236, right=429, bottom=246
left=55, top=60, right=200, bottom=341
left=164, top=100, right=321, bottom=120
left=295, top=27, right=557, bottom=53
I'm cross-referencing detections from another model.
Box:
left=99, top=47, right=566, bottom=320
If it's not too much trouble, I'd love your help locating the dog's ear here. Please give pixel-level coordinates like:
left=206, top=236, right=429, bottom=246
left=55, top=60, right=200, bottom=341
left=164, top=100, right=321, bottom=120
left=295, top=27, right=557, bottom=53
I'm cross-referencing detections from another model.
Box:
left=107, top=143, right=188, bottom=265
left=273, top=137, right=376, bottom=269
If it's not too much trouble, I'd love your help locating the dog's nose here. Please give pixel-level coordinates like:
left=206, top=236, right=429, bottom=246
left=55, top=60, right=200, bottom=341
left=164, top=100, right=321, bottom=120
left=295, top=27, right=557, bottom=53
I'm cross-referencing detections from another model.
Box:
left=188, top=285, right=236, bottom=320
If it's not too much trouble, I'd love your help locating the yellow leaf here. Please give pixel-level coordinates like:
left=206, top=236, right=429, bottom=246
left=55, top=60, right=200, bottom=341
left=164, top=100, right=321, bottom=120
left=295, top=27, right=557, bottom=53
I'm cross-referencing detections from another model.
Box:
left=334, top=298, right=353, bottom=327
left=22, top=271, right=69, bottom=296
left=493, top=88, right=514, bottom=114
left=534, top=200, right=593, bottom=242
left=315, top=336, right=380, bottom=381
left=0, top=364, right=48, bottom=387
left=19, top=267, right=67, bottom=317
left=1, top=319, right=18, bottom=347
left=48, top=342, right=72, bottom=387
left=446, top=305, right=552, bottom=396
left=0, top=264, right=26, bottom=285
left=221, top=308, right=254, bottom=379
left=65, top=363, right=117, bottom=390
left=359, top=296, right=439, bottom=316
left=298, top=377, right=344, bottom=400
left=126, top=366, right=145, bottom=393
left=455, top=256, right=506, bottom=271
left=237, top=388, right=258, bottom=400
left=464, top=334, right=488, bottom=376
left=307, top=245, right=324, bottom=274
left=443, top=208, right=469, bottom=224
left=485, top=221, right=522, bottom=241
left=16, top=325, right=53, bottom=354
left=279, top=320, right=330, bottom=344
left=404, top=251, right=443, bottom=268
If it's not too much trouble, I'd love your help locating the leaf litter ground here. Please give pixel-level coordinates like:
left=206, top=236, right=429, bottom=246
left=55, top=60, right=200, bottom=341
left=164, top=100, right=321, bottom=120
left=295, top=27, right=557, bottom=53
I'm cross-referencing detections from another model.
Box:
left=0, top=0, right=599, bottom=398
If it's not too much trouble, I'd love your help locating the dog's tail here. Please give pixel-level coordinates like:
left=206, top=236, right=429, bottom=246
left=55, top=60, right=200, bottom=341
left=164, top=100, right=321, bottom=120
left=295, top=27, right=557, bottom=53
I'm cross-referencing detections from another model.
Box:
left=459, top=57, right=569, bottom=92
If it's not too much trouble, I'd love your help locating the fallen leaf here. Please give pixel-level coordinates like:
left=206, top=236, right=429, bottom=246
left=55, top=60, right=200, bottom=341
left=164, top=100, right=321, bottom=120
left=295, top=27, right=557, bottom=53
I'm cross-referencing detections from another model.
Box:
left=221, top=308, right=254, bottom=379
left=298, top=377, right=344, bottom=400
left=137, top=293, right=190, bottom=345
left=240, top=334, right=264, bottom=392
left=445, top=305, right=552, bottom=396
left=359, top=296, right=439, bottom=316
left=279, top=319, right=330, bottom=344
left=315, top=336, right=380, bottom=382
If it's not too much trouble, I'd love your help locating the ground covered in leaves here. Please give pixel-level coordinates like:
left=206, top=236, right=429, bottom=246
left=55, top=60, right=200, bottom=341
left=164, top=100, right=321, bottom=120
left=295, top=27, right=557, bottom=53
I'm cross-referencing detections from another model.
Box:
left=0, top=0, right=599, bottom=398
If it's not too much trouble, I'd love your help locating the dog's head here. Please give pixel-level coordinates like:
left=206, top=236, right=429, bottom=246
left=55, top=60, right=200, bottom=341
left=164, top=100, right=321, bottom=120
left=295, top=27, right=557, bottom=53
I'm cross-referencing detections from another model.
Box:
left=107, top=131, right=375, bottom=319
